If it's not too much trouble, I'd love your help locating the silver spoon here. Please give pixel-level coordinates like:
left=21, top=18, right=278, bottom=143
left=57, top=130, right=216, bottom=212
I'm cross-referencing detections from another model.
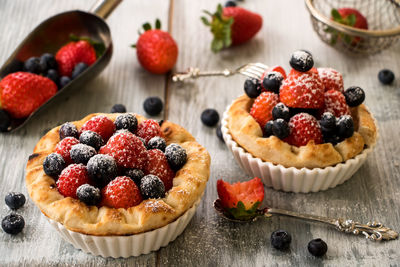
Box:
left=214, top=199, right=398, bottom=241
left=0, top=0, right=122, bottom=132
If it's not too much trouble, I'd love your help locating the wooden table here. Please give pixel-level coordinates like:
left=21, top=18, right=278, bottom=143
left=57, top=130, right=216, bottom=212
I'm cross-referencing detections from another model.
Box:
left=1, top=0, right=399, bottom=265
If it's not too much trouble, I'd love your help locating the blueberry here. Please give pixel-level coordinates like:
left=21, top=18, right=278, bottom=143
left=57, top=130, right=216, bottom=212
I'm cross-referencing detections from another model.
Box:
left=323, top=133, right=342, bottom=145
left=59, top=122, right=79, bottom=140
left=115, top=113, right=137, bottom=133
left=216, top=124, right=224, bottom=142
left=76, top=184, right=101, bottom=206
left=264, top=120, right=274, bottom=137
left=46, top=69, right=59, bottom=85
left=87, top=154, right=118, bottom=186
left=43, top=153, right=65, bottom=177
left=308, top=238, right=328, bottom=257
left=5, top=192, right=26, bottom=210
left=344, top=86, right=365, bottom=107
left=70, top=144, right=96, bottom=164
left=24, top=57, right=45, bottom=74
left=272, top=119, right=290, bottom=139
left=143, top=97, right=163, bottom=116
left=0, top=109, right=11, bottom=132
left=147, top=136, right=167, bottom=151
left=140, top=174, right=165, bottom=199
left=271, top=230, right=292, bottom=250
left=320, top=112, right=336, bottom=134
left=225, top=0, right=237, bottom=7
left=79, top=131, right=103, bottom=151
left=263, top=71, right=284, bottom=94
left=71, top=62, right=88, bottom=79
left=289, top=50, right=314, bottom=72
left=40, top=53, right=57, bottom=71
left=110, top=104, right=126, bottom=113
left=59, top=76, right=71, bottom=88
left=337, top=115, right=354, bottom=139
left=244, top=79, right=262, bottom=98
left=289, top=108, right=318, bottom=118
left=378, top=69, right=395, bottom=85
left=1, top=214, right=25, bottom=234
left=124, top=169, right=144, bottom=186
left=201, top=109, right=219, bottom=127
left=272, top=103, right=290, bottom=121
left=165, top=143, right=187, bottom=171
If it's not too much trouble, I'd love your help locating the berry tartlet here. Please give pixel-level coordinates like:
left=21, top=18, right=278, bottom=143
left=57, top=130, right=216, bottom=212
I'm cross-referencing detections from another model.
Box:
left=222, top=51, right=377, bottom=193
left=26, top=113, right=210, bottom=257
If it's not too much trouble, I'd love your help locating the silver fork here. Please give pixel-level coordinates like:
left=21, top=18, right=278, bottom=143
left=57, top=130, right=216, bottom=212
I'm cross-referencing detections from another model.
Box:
left=172, top=63, right=269, bottom=82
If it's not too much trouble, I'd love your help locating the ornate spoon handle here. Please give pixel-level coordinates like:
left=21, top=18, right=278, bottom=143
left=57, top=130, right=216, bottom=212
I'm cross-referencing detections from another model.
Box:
left=266, top=208, right=399, bottom=241
left=172, top=67, right=236, bottom=82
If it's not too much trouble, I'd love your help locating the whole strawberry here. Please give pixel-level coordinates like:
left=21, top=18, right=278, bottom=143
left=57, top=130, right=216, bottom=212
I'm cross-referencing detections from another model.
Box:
left=0, top=72, right=57, bottom=118
left=317, top=67, right=344, bottom=92
left=81, top=115, right=115, bottom=142
left=136, top=119, right=163, bottom=143
left=321, top=89, right=350, bottom=118
left=286, top=113, right=323, bottom=147
left=250, top=91, right=279, bottom=128
left=330, top=8, right=368, bottom=45
left=57, top=164, right=91, bottom=198
left=202, top=4, right=262, bottom=52
left=145, top=149, right=175, bottom=191
left=133, top=19, right=178, bottom=74
left=101, top=176, right=143, bottom=209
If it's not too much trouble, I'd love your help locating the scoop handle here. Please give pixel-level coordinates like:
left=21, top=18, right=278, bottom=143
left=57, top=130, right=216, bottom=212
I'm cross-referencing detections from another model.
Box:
left=90, top=0, right=122, bottom=19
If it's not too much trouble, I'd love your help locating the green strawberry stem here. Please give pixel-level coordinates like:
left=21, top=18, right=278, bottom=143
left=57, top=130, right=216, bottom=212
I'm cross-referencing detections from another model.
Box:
left=329, top=9, right=358, bottom=45
left=227, top=201, right=262, bottom=221
left=69, top=34, right=106, bottom=58
left=131, top=19, right=162, bottom=48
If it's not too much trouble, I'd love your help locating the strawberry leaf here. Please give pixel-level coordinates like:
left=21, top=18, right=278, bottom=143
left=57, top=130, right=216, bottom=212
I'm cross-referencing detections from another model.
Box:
left=155, top=19, right=161, bottom=29
left=347, top=14, right=356, bottom=27
left=228, top=201, right=261, bottom=221
left=331, top=9, right=342, bottom=21
left=142, top=22, right=152, bottom=31
left=201, top=16, right=210, bottom=26
left=69, top=34, right=105, bottom=58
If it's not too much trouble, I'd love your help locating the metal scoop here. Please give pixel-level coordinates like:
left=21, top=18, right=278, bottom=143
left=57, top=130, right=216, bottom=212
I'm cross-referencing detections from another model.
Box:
left=0, top=0, right=122, bottom=132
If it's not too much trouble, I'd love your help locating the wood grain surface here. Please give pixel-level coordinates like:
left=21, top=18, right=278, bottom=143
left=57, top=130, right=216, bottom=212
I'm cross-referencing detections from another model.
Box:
left=1, top=0, right=400, bottom=266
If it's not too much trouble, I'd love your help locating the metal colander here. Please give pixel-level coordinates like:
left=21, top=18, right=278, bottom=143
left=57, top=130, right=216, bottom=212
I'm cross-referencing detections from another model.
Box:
left=305, top=0, right=400, bottom=54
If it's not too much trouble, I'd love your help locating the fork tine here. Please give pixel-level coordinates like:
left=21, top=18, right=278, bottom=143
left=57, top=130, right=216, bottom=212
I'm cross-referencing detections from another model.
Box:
left=240, top=70, right=261, bottom=79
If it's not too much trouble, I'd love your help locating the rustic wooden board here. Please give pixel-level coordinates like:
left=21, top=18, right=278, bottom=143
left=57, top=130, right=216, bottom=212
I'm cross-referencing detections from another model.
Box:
left=0, top=0, right=400, bottom=266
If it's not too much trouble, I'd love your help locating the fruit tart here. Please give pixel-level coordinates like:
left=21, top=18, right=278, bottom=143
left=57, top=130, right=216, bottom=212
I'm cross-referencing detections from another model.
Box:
left=26, top=113, right=210, bottom=257
left=222, top=51, right=377, bottom=193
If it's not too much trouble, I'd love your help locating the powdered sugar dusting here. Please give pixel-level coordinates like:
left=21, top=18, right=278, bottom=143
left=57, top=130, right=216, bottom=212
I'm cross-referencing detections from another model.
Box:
left=317, top=67, right=344, bottom=92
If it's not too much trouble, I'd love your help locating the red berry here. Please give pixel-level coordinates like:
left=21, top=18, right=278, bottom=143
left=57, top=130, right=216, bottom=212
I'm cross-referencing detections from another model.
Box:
left=286, top=113, right=322, bottom=147
left=0, top=72, right=57, bottom=118
left=279, top=68, right=324, bottom=109
left=317, top=68, right=344, bottom=92
left=99, top=130, right=148, bottom=169
left=57, top=164, right=91, bottom=198
left=145, top=149, right=175, bottom=191
left=249, top=91, right=279, bottom=128
left=334, top=8, right=368, bottom=30
left=136, top=119, right=163, bottom=143
left=101, top=176, right=143, bottom=209
left=322, top=89, right=350, bottom=118
left=81, top=115, right=115, bottom=141
left=55, top=137, right=79, bottom=164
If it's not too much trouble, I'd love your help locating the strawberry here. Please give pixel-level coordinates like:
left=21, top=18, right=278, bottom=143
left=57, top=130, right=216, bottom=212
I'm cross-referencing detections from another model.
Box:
left=286, top=113, right=322, bottom=147
left=330, top=8, right=368, bottom=44
left=55, top=137, right=79, bottom=164
left=81, top=115, right=115, bottom=142
left=56, top=40, right=97, bottom=77
left=249, top=91, right=279, bottom=128
left=217, top=177, right=264, bottom=220
left=260, top=66, right=287, bottom=91
left=317, top=67, right=344, bottom=92
left=202, top=4, right=262, bottom=52
left=99, top=130, right=148, bottom=169
left=101, top=176, right=143, bottom=209
left=136, top=119, right=163, bottom=143
left=57, top=164, right=91, bottom=198
left=145, top=149, right=175, bottom=191
left=279, top=68, right=324, bottom=109
left=0, top=72, right=57, bottom=118
left=321, top=89, right=350, bottom=118
left=133, top=20, right=178, bottom=74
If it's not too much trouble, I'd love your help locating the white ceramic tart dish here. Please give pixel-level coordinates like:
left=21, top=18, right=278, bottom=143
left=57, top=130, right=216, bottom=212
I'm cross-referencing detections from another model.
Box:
left=25, top=113, right=210, bottom=257
left=222, top=95, right=378, bottom=193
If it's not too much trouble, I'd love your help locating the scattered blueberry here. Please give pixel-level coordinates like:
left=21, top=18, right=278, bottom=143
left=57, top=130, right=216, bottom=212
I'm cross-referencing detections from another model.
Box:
left=24, top=57, right=44, bottom=74
left=344, top=86, right=365, bottom=107
left=165, top=143, right=187, bottom=171
left=111, top=104, right=127, bottom=113
left=201, top=109, right=219, bottom=127
left=0, top=109, right=11, bottom=132
left=140, top=174, right=165, bottom=199
left=320, top=112, right=336, bottom=134
left=263, top=71, right=284, bottom=94
left=272, top=119, right=290, bottom=139
left=59, top=76, right=71, bottom=88
left=308, top=238, right=328, bottom=257
left=5, top=192, right=26, bottom=210
left=59, top=122, right=79, bottom=140
left=70, top=144, right=96, bottom=164
left=272, top=103, right=290, bottom=121
left=76, top=184, right=101, bottom=206
left=143, top=97, right=163, bottom=116
left=87, top=154, right=118, bottom=186
left=79, top=131, right=103, bottom=151
left=71, top=62, right=88, bottom=79
left=289, top=50, right=314, bottom=72
left=114, top=113, right=137, bottom=132
left=337, top=115, right=354, bottom=139
left=2, top=214, right=25, bottom=234
left=147, top=136, right=167, bottom=151
left=378, top=69, right=395, bottom=85
left=43, top=153, right=65, bottom=177
left=46, top=69, right=59, bottom=85
left=216, top=124, right=224, bottom=142
left=124, top=169, right=144, bottom=186
left=271, top=230, right=292, bottom=250
left=244, top=78, right=262, bottom=98
left=225, top=0, right=237, bottom=7
left=40, top=53, right=57, bottom=70
left=264, top=120, right=274, bottom=137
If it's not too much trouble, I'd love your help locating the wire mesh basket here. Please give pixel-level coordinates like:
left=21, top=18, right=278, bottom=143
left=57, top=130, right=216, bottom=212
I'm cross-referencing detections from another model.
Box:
left=305, top=0, right=400, bottom=54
